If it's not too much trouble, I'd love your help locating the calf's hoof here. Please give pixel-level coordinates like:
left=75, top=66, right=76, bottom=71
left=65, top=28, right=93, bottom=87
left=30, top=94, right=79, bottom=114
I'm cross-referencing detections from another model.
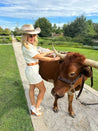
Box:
left=69, top=113, right=76, bottom=118
left=53, top=107, right=58, bottom=112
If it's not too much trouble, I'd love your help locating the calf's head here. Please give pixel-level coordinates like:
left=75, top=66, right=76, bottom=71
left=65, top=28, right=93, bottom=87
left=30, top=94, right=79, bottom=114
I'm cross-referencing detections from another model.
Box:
left=51, top=46, right=98, bottom=98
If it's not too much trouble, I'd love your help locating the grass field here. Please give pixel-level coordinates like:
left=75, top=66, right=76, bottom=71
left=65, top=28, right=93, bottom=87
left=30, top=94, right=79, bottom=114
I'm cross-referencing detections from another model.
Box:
left=40, top=45, right=98, bottom=91
left=0, top=45, right=33, bottom=131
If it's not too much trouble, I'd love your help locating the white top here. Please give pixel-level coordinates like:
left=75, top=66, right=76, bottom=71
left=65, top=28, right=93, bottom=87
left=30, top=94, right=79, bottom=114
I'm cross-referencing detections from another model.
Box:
left=22, top=44, right=39, bottom=63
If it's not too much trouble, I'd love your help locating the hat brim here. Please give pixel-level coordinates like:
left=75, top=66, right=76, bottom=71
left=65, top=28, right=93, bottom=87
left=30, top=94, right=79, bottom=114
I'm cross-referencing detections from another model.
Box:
left=23, top=27, right=41, bottom=34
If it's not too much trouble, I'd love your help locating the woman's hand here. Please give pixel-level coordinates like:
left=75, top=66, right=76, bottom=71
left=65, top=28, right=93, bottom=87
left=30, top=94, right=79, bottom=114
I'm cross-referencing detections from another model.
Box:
left=46, top=51, right=54, bottom=55
left=53, top=56, right=60, bottom=61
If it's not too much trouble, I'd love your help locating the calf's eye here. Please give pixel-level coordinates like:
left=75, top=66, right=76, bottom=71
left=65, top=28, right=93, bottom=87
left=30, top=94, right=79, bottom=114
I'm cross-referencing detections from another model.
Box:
left=69, top=72, right=75, bottom=77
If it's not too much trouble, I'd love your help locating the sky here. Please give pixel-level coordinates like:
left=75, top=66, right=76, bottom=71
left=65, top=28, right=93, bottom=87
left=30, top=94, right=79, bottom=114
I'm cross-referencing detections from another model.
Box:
left=0, top=0, right=98, bottom=30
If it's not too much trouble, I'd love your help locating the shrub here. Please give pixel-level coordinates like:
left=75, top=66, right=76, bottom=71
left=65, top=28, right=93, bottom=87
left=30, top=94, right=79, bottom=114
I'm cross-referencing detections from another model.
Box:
left=15, top=37, right=21, bottom=42
left=0, top=39, right=2, bottom=43
left=0, top=36, right=12, bottom=44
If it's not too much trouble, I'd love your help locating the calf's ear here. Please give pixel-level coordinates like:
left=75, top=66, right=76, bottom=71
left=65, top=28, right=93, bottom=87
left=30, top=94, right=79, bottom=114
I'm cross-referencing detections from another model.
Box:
left=82, top=67, right=92, bottom=77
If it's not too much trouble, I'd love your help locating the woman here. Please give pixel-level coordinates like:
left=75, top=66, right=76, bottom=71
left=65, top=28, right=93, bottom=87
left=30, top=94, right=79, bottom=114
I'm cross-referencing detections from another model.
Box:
left=21, top=24, right=60, bottom=116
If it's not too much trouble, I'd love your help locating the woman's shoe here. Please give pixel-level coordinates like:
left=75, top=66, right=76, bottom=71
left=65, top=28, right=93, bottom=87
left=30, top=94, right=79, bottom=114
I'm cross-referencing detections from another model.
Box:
left=31, top=105, right=42, bottom=111
left=37, top=106, right=42, bottom=111
left=31, top=106, right=43, bottom=116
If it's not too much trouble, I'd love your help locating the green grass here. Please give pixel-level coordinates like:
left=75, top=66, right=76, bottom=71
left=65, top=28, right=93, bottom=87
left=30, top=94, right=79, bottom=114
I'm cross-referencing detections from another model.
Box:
left=0, top=45, right=33, bottom=131
left=40, top=45, right=98, bottom=91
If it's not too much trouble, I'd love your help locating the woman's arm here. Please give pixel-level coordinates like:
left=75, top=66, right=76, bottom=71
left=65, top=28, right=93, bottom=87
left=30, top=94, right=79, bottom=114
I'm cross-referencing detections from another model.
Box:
left=39, top=51, right=54, bottom=57
left=33, top=53, right=60, bottom=62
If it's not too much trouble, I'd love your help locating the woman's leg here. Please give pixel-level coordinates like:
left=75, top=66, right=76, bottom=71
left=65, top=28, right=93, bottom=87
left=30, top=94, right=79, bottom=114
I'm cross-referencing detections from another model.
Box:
left=34, top=80, right=46, bottom=108
left=29, top=84, right=35, bottom=106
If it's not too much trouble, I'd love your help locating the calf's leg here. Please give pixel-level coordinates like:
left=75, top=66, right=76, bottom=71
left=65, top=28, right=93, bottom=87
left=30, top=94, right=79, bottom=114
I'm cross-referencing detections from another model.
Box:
left=68, top=93, right=75, bottom=118
left=53, top=97, right=59, bottom=112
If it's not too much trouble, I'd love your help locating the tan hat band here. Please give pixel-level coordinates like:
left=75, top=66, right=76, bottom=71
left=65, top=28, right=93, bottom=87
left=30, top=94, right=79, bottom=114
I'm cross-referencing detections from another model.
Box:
left=24, top=30, right=35, bottom=32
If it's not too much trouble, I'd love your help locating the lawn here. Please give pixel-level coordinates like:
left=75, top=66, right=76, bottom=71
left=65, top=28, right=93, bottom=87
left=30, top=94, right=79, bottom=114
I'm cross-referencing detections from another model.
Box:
left=0, top=45, right=33, bottom=131
left=40, top=45, right=98, bottom=91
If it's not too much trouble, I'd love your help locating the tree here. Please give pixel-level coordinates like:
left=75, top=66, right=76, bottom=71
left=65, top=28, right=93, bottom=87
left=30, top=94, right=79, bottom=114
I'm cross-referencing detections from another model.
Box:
left=0, top=27, right=4, bottom=35
left=3, top=28, right=11, bottom=35
left=74, top=15, right=87, bottom=36
left=52, top=24, right=62, bottom=34
left=63, top=15, right=88, bottom=37
left=13, top=27, right=22, bottom=36
left=87, top=20, right=95, bottom=35
left=52, top=24, right=57, bottom=33
left=56, top=27, right=62, bottom=34
left=34, top=17, right=52, bottom=37
left=93, top=23, right=98, bottom=33
left=63, top=24, right=70, bottom=36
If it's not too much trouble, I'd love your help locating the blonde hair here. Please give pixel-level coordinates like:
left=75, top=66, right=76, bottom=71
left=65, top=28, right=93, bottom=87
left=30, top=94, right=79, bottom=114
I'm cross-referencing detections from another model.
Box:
left=21, top=34, right=38, bottom=49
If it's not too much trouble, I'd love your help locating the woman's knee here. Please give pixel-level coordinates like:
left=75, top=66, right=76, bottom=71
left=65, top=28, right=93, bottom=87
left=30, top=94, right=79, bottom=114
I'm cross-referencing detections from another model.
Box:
left=43, top=86, right=46, bottom=92
left=39, top=85, right=46, bottom=94
left=35, top=81, right=46, bottom=93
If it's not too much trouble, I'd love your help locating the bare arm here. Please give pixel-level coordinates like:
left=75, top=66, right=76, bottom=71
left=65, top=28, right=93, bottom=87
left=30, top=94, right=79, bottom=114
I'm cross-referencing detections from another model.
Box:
left=33, top=52, right=60, bottom=62
left=40, top=51, right=54, bottom=57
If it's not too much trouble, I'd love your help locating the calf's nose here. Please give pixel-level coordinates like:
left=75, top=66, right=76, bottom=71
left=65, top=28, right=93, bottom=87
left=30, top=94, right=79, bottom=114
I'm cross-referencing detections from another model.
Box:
left=51, top=88, right=64, bottom=98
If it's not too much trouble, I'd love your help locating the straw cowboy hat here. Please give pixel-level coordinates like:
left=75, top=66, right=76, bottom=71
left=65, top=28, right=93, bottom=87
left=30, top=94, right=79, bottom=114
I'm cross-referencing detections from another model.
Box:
left=21, top=24, right=41, bottom=34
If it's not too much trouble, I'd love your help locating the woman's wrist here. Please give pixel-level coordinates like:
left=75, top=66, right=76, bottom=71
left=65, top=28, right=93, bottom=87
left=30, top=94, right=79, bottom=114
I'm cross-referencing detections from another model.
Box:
left=52, top=56, right=60, bottom=61
left=45, top=52, right=49, bottom=56
left=52, top=57, right=55, bottom=61
left=46, top=51, right=53, bottom=56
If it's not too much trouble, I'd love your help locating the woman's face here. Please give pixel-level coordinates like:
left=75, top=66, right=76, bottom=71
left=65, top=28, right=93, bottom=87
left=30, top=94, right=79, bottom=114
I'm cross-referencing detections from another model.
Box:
left=27, top=34, right=36, bottom=44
